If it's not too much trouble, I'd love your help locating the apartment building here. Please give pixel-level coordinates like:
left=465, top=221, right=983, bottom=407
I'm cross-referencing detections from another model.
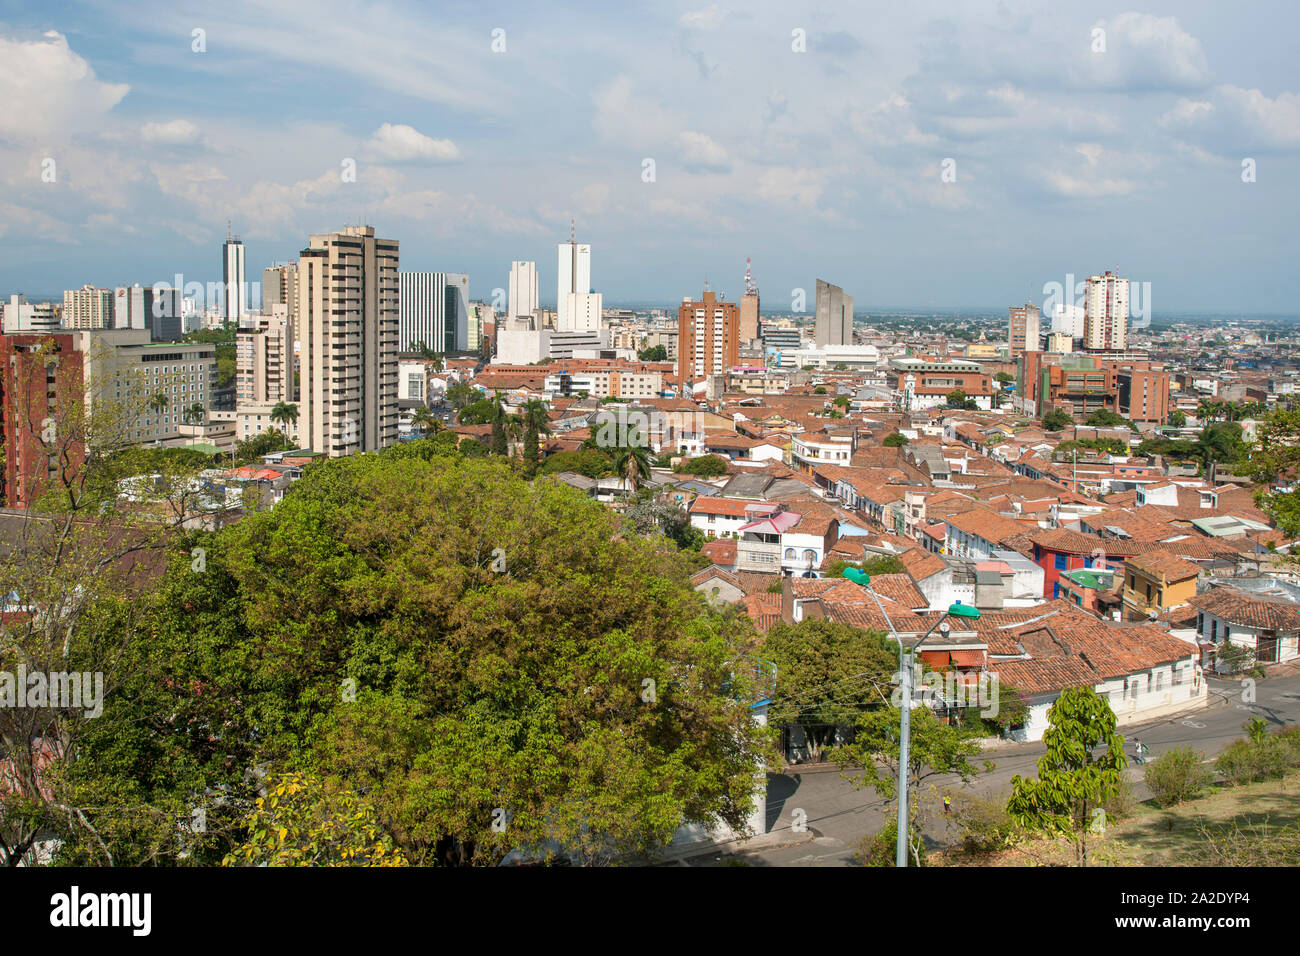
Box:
left=297, top=226, right=400, bottom=457
left=235, top=307, right=297, bottom=444
left=1008, top=303, right=1041, bottom=354
left=677, top=290, right=739, bottom=381
left=63, top=285, right=113, bottom=329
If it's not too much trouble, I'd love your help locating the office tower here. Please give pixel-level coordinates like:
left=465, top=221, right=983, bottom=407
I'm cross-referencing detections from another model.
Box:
left=297, top=225, right=400, bottom=457
left=63, top=285, right=113, bottom=329
left=467, top=301, right=490, bottom=352
left=113, top=285, right=183, bottom=341
left=677, top=289, right=739, bottom=380
left=566, top=291, right=603, bottom=333
left=556, top=225, right=591, bottom=331
left=740, top=258, right=760, bottom=345
left=1084, top=271, right=1128, bottom=351
left=1008, top=303, right=1041, bottom=354
left=814, top=279, right=853, bottom=346
left=2, top=295, right=59, bottom=334
left=398, top=272, right=469, bottom=353
left=508, top=260, right=539, bottom=319
left=223, top=227, right=246, bottom=323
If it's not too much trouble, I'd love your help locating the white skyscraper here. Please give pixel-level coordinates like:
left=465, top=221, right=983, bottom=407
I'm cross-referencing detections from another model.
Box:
left=566, top=291, right=603, bottom=333
left=223, top=229, right=246, bottom=323
left=399, top=272, right=469, bottom=353
left=556, top=231, right=591, bottom=332
left=1084, top=271, right=1129, bottom=351
left=508, top=261, right=539, bottom=319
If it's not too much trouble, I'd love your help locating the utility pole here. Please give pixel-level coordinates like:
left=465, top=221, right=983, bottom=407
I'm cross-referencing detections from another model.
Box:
left=843, top=567, right=981, bottom=866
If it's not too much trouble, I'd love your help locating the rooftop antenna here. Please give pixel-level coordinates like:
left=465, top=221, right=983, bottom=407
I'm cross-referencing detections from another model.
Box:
left=745, top=257, right=758, bottom=295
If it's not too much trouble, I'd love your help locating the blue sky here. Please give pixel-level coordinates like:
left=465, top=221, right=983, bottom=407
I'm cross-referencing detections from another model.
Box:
left=0, top=0, right=1297, bottom=313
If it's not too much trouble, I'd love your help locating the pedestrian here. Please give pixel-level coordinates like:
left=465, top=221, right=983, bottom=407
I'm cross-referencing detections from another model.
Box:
left=943, top=795, right=951, bottom=815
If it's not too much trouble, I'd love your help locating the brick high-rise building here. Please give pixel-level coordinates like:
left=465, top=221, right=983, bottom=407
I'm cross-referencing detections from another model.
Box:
left=677, top=289, right=739, bottom=381
left=1116, top=367, right=1170, bottom=425
left=0, top=333, right=85, bottom=508
left=1008, top=303, right=1041, bottom=354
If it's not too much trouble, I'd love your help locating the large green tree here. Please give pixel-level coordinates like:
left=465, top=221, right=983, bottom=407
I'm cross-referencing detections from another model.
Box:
left=141, top=450, right=774, bottom=865
left=763, top=620, right=895, bottom=762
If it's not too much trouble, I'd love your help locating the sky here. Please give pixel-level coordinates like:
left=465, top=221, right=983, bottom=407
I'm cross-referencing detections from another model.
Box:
left=0, top=0, right=1297, bottom=314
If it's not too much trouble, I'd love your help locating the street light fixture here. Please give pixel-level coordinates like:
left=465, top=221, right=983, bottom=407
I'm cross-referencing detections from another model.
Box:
left=842, top=566, right=981, bottom=866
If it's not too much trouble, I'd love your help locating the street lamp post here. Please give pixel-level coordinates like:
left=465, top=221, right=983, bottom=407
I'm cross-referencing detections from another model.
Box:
left=842, top=566, right=981, bottom=867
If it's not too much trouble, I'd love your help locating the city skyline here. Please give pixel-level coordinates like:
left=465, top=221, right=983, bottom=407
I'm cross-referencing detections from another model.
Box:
left=0, top=1, right=1296, bottom=313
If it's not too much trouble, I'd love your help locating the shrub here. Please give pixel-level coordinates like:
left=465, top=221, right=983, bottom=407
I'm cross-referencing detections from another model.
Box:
left=953, top=791, right=1022, bottom=854
left=857, top=819, right=926, bottom=867
left=1144, top=747, right=1213, bottom=808
left=1103, top=774, right=1137, bottom=820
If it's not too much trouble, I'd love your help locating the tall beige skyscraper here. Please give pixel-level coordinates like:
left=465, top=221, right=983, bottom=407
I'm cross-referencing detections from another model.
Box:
left=296, top=226, right=399, bottom=457
left=63, top=285, right=113, bottom=329
left=1084, top=271, right=1128, bottom=351
left=262, top=263, right=298, bottom=332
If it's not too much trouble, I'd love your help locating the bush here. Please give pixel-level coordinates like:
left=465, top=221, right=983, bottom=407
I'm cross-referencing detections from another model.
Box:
left=1102, top=774, right=1137, bottom=820
left=953, top=791, right=1022, bottom=854
left=856, top=819, right=926, bottom=867
left=1144, top=747, right=1213, bottom=808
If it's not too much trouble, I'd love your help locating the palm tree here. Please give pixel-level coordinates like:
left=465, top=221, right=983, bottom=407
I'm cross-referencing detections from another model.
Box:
left=148, top=393, right=169, bottom=416
left=270, top=401, right=298, bottom=432
left=411, top=405, right=437, bottom=436
left=613, top=443, right=652, bottom=494
left=182, top=402, right=205, bottom=425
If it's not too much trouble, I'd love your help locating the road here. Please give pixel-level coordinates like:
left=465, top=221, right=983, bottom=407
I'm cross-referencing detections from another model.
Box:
left=681, top=669, right=1300, bottom=866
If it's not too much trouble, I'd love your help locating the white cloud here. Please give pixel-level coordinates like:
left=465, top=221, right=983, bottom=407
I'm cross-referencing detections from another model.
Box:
left=756, top=167, right=823, bottom=206
left=1161, top=86, right=1300, bottom=152
left=0, top=31, right=128, bottom=141
left=141, top=119, right=200, bottom=144
left=572, top=183, right=610, bottom=215
left=1084, top=13, right=1211, bottom=91
left=679, top=5, right=728, bottom=31
left=676, top=131, right=730, bottom=171
left=592, top=75, right=679, bottom=147
left=366, top=123, right=459, bottom=162
left=1042, top=171, right=1138, bottom=198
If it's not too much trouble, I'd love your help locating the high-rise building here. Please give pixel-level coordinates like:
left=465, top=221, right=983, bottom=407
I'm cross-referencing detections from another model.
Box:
left=814, top=279, right=853, bottom=347
left=678, top=289, right=739, bottom=381
left=556, top=232, right=591, bottom=331
left=740, top=258, right=760, bottom=345
left=399, top=272, right=469, bottom=353
left=566, top=291, right=603, bottom=333
left=236, top=310, right=294, bottom=405
left=113, top=285, right=183, bottom=341
left=1084, top=271, right=1128, bottom=351
left=508, top=260, right=539, bottom=320
left=235, top=307, right=297, bottom=444
left=2, top=295, right=59, bottom=334
left=223, top=229, right=246, bottom=323
left=262, top=263, right=299, bottom=338
left=1008, top=303, right=1041, bottom=355
left=297, top=226, right=400, bottom=457
left=62, top=285, right=113, bottom=329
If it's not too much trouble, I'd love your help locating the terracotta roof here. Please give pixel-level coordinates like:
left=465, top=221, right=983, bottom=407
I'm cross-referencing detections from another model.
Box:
left=1124, top=552, right=1202, bottom=582
left=700, top=537, right=736, bottom=567
left=897, top=546, right=949, bottom=582
left=1188, top=587, right=1300, bottom=631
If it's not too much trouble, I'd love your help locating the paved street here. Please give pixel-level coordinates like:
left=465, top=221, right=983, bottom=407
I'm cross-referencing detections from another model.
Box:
left=680, top=669, right=1300, bottom=866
